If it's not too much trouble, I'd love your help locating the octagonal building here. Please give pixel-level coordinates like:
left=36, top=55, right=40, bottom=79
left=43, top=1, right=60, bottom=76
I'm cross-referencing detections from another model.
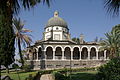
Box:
left=26, top=11, right=110, bottom=70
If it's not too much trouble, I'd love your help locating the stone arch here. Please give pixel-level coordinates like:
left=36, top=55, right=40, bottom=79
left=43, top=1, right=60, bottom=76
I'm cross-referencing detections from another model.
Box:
left=64, top=47, right=71, bottom=59
left=90, top=47, right=96, bottom=59
left=33, top=48, right=37, bottom=60
left=64, top=46, right=72, bottom=50
left=46, top=47, right=53, bottom=59
left=98, top=46, right=104, bottom=59
left=98, top=51, right=104, bottom=59
left=72, top=46, right=80, bottom=51
left=45, top=45, right=54, bottom=51
left=81, top=47, right=88, bottom=59
left=55, top=45, right=64, bottom=51
left=55, top=47, right=62, bottom=59
left=90, top=46, right=98, bottom=51
left=81, top=46, right=89, bottom=51
left=106, top=50, right=110, bottom=59
left=38, top=47, right=42, bottom=59
left=73, top=47, right=80, bottom=60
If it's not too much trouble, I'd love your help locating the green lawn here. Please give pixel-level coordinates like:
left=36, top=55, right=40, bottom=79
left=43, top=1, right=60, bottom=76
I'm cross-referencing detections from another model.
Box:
left=1, top=69, right=97, bottom=80
left=68, top=71, right=97, bottom=80
left=1, top=70, right=37, bottom=80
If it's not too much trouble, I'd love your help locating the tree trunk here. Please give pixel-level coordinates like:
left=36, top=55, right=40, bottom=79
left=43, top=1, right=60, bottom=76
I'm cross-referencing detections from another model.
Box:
left=18, top=38, right=24, bottom=68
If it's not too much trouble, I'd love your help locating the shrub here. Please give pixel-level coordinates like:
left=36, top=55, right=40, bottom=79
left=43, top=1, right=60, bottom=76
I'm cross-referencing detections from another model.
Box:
left=22, top=64, right=31, bottom=72
left=12, top=63, right=19, bottom=69
left=95, top=57, right=120, bottom=80
left=52, top=71, right=67, bottom=80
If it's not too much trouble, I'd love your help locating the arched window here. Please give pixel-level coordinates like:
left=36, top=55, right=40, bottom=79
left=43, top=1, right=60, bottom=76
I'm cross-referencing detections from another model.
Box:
left=46, top=47, right=53, bottom=59
left=38, top=47, right=42, bottom=59
left=55, top=47, right=62, bottom=59
left=90, top=47, right=96, bottom=59
left=73, top=47, right=80, bottom=60
left=33, top=49, right=37, bottom=60
left=56, top=27, right=59, bottom=30
left=81, top=47, right=88, bottom=59
left=98, top=51, right=104, bottom=59
left=106, top=50, right=110, bottom=59
left=64, top=47, right=71, bottom=59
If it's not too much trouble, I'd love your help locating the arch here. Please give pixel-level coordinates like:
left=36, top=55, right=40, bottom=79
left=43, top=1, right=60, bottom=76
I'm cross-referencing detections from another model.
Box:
left=38, top=47, right=42, bottom=59
left=90, top=46, right=98, bottom=51
left=98, top=46, right=102, bottom=50
left=98, top=51, right=104, bottom=59
left=81, top=47, right=88, bottom=59
left=72, top=46, right=80, bottom=51
left=64, top=46, right=72, bottom=51
left=64, top=47, right=71, bottom=59
left=55, top=45, right=64, bottom=51
left=55, top=47, right=62, bottom=59
left=81, top=46, right=89, bottom=51
left=33, top=49, right=37, bottom=60
left=106, top=50, right=110, bottom=59
left=46, top=47, right=53, bottom=59
left=90, top=47, right=96, bottom=59
left=73, top=47, right=80, bottom=60
left=45, top=45, right=54, bottom=51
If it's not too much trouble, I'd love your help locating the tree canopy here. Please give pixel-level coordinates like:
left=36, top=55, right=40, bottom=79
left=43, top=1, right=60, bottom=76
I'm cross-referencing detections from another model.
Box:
left=100, top=24, right=120, bottom=58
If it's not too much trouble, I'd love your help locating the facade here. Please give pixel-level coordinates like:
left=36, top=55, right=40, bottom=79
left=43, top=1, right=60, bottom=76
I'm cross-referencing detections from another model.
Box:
left=27, top=11, right=110, bottom=70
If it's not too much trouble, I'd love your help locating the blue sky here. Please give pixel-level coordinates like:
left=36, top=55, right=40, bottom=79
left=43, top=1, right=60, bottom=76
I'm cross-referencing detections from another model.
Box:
left=19, top=0, right=120, bottom=43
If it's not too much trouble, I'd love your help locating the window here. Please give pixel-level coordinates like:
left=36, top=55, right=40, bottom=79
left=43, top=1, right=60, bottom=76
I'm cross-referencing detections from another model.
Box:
left=56, top=27, right=59, bottom=30
left=54, top=34, right=60, bottom=40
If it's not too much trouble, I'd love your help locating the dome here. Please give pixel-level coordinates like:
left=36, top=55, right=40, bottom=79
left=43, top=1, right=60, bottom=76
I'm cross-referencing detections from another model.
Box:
left=45, top=11, right=68, bottom=28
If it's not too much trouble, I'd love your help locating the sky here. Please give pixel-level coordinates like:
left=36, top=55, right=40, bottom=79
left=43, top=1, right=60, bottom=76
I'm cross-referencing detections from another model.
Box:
left=18, top=0, right=120, bottom=43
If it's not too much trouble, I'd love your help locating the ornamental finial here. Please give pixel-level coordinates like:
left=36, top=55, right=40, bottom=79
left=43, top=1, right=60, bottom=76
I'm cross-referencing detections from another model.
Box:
left=54, top=11, right=59, bottom=17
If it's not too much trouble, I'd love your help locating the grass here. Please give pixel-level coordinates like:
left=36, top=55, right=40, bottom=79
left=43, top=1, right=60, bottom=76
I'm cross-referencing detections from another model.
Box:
left=68, top=71, right=97, bottom=80
left=1, top=69, right=97, bottom=80
left=1, top=70, right=37, bottom=80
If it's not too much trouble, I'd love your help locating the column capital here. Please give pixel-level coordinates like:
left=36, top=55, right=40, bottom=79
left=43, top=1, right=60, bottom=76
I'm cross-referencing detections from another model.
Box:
left=96, top=50, right=99, bottom=52
left=87, top=50, right=90, bottom=52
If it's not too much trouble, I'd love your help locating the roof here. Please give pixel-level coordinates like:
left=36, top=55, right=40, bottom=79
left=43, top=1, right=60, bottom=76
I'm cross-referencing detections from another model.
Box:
left=45, top=11, right=68, bottom=28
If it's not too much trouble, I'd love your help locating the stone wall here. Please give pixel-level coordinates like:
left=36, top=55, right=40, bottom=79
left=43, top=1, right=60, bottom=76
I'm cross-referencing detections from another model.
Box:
left=27, top=60, right=107, bottom=70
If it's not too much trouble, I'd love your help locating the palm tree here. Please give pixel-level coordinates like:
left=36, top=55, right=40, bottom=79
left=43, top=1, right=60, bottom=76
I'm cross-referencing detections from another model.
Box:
left=13, top=18, right=32, bottom=67
left=100, top=25, right=120, bottom=58
left=111, top=24, right=120, bottom=56
left=104, top=0, right=120, bottom=16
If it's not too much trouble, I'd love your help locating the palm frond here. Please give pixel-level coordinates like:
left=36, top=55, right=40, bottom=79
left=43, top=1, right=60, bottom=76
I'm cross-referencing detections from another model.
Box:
left=22, top=0, right=50, bottom=10
left=13, top=0, right=20, bottom=15
left=13, top=18, right=32, bottom=48
left=104, top=0, right=120, bottom=17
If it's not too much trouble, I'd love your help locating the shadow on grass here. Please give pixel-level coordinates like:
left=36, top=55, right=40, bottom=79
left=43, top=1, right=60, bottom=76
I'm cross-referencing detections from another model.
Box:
left=68, top=72, right=96, bottom=80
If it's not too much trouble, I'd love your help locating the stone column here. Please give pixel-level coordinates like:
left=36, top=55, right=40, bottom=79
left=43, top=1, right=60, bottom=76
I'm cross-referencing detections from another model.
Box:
left=88, top=50, right=90, bottom=60
left=53, top=50, right=55, bottom=60
left=96, top=50, right=98, bottom=60
left=104, top=50, right=107, bottom=60
left=71, top=50, right=73, bottom=60
left=62, top=51, right=64, bottom=60
left=36, top=48, right=39, bottom=60
left=79, top=50, right=81, bottom=60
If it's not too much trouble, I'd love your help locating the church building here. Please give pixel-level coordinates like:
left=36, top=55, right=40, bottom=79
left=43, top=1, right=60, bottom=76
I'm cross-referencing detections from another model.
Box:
left=27, top=11, right=110, bottom=70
